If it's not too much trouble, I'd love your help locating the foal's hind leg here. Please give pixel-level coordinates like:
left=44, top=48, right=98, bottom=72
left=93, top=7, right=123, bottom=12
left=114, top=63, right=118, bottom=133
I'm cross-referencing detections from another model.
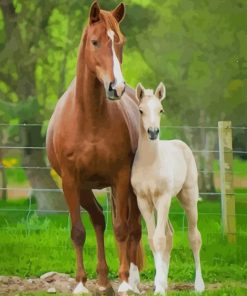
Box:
left=79, top=189, right=111, bottom=292
left=162, top=220, right=174, bottom=289
left=178, top=187, right=205, bottom=292
left=62, top=176, right=88, bottom=294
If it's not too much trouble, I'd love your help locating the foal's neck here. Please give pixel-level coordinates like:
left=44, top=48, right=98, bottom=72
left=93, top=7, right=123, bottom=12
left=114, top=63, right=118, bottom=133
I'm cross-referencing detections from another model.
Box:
left=137, top=126, right=159, bottom=164
left=75, top=43, right=107, bottom=127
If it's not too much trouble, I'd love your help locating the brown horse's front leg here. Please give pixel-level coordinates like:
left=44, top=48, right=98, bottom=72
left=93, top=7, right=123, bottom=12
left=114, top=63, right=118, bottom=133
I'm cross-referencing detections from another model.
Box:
left=79, top=189, right=112, bottom=292
left=62, top=174, right=89, bottom=294
left=112, top=169, right=132, bottom=293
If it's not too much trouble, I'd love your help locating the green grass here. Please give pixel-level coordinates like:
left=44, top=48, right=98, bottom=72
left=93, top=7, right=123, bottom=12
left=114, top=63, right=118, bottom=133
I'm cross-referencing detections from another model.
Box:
left=13, top=286, right=247, bottom=296
left=0, top=195, right=247, bottom=285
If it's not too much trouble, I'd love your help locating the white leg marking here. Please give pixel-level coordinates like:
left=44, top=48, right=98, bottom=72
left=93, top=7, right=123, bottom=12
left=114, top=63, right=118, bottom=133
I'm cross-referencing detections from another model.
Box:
left=107, top=30, right=124, bottom=93
left=118, top=281, right=134, bottom=293
left=129, top=262, right=141, bottom=294
left=195, top=266, right=205, bottom=292
left=73, top=282, right=89, bottom=294
left=154, top=252, right=167, bottom=295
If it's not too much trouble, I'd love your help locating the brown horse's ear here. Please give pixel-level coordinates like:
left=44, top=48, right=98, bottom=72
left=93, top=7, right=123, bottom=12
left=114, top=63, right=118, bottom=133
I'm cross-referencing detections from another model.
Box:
left=136, top=83, right=145, bottom=102
left=89, top=1, right=101, bottom=24
left=155, top=82, right=166, bottom=101
left=112, top=3, right=125, bottom=23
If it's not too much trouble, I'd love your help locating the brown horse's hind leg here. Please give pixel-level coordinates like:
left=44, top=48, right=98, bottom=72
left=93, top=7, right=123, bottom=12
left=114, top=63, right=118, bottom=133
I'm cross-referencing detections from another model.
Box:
left=62, top=176, right=88, bottom=293
left=127, top=189, right=142, bottom=293
left=79, top=189, right=110, bottom=290
left=128, top=190, right=142, bottom=267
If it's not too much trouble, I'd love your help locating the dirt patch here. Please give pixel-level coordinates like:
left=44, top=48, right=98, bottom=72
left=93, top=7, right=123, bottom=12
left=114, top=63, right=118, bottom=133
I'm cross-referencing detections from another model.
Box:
left=0, top=272, right=233, bottom=295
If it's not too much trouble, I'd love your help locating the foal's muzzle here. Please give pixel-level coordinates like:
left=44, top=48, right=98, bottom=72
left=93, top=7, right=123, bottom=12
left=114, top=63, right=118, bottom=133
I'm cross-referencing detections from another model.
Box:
left=107, top=81, right=125, bottom=100
left=148, top=127, right=160, bottom=140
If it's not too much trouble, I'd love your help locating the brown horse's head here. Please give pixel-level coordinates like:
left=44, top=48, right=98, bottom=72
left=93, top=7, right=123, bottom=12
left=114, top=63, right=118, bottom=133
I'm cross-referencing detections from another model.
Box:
left=83, top=1, right=126, bottom=100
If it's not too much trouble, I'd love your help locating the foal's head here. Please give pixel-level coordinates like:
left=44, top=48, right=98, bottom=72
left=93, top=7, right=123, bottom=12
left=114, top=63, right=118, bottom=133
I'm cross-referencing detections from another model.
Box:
left=83, top=1, right=126, bottom=100
left=136, top=83, right=166, bottom=140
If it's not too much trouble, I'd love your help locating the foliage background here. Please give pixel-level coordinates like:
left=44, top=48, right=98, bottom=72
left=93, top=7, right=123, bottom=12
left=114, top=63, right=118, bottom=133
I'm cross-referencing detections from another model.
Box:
left=0, top=1, right=246, bottom=295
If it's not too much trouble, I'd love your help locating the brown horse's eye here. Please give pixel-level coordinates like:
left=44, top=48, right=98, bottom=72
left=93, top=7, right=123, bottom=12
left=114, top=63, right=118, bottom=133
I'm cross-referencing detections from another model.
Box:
left=139, top=109, right=143, bottom=114
left=91, top=40, right=99, bottom=47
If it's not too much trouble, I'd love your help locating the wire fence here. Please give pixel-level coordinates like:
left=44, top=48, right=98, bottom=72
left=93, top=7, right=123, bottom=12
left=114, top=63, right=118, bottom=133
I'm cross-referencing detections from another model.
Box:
left=0, top=123, right=246, bottom=236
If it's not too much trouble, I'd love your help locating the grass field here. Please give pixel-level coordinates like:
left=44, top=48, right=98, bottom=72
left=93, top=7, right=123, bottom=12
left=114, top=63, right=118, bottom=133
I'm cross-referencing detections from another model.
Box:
left=0, top=191, right=247, bottom=295
left=1, top=157, right=247, bottom=295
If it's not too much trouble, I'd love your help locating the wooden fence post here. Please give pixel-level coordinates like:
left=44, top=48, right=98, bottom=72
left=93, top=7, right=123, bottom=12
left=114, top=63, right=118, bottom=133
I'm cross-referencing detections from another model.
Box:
left=218, top=121, right=236, bottom=243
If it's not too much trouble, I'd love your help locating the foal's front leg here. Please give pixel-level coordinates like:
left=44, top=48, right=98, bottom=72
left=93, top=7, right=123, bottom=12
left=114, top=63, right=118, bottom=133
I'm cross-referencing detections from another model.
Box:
left=153, top=195, right=172, bottom=295
left=136, top=196, right=155, bottom=251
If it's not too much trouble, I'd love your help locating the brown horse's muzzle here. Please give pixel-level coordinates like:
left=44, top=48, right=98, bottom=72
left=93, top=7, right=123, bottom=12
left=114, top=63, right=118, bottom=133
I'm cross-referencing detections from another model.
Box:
left=107, top=81, right=125, bottom=100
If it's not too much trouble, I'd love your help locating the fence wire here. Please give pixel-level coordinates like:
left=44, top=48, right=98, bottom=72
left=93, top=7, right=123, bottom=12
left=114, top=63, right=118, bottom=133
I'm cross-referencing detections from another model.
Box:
left=0, top=124, right=246, bottom=237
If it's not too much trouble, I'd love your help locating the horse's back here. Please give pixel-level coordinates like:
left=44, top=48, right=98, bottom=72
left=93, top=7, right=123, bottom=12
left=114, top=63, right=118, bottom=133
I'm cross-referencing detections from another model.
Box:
left=160, top=140, right=198, bottom=188
left=160, top=140, right=194, bottom=162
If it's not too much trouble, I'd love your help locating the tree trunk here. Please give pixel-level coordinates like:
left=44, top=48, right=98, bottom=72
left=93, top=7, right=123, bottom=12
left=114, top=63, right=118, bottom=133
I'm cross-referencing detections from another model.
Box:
left=21, top=125, right=67, bottom=212
left=199, top=129, right=217, bottom=196
left=183, top=122, right=217, bottom=199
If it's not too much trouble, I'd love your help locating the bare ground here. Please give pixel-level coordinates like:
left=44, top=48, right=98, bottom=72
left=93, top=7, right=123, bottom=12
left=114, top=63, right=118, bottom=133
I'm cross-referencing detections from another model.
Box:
left=0, top=272, right=234, bottom=296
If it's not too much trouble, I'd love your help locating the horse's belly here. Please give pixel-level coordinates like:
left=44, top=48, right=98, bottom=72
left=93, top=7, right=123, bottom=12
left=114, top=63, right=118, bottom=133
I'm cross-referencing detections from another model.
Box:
left=81, top=178, right=110, bottom=190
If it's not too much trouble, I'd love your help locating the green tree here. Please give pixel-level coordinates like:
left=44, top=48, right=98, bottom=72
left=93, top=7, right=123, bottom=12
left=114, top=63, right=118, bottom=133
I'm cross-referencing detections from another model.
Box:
left=0, top=0, right=153, bottom=207
left=132, top=0, right=247, bottom=195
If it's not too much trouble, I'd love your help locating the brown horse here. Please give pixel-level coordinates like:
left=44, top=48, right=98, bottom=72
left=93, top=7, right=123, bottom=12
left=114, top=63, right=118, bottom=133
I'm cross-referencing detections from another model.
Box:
left=46, top=1, right=142, bottom=294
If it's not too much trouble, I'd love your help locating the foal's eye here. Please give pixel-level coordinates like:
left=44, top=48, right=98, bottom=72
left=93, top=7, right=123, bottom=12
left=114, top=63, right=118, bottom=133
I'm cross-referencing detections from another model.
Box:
left=91, top=40, right=99, bottom=47
left=160, top=109, right=164, bottom=114
left=139, top=109, right=143, bottom=115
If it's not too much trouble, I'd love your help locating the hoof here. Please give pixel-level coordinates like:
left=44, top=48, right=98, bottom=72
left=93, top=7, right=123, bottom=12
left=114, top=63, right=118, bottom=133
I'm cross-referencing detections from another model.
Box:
left=195, top=278, right=205, bottom=293
left=129, top=263, right=140, bottom=294
left=118, top=281, right=140, bottom=295
left=73, top=282, right=90, bottom=294
left=154, top=286, right=166, bottom=296
left=95, top=284, right=115, bottom=296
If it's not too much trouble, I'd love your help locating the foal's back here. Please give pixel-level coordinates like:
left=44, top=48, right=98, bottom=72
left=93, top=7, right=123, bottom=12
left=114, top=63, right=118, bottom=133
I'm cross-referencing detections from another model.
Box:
left=159, top=139, right=198, bottom=196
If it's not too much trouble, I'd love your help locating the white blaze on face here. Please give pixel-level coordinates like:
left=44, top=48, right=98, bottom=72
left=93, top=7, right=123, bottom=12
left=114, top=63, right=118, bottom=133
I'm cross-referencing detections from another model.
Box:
left=146, top=98, right=159, bottom=127
left=107, top=30, right=124, bottom=89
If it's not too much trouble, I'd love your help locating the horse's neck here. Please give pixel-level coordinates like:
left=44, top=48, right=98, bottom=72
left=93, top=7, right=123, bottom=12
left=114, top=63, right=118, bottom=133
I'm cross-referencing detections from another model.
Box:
left=75, top=51, right=107, bottom=128
left=137, top=128, right=160, bottom=164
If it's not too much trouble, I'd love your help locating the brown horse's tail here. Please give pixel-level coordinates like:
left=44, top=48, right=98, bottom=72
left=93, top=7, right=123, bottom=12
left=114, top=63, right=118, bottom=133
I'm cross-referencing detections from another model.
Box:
left=114, top=236, right=145, bottom=271
left=136, top=239, right=144, bottom=271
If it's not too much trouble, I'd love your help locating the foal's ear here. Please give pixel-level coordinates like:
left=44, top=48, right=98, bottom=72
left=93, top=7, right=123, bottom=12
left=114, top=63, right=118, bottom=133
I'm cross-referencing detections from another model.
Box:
left=112, top=3, right=125, bottom=23
left=155, top=82, right=166, bottom=101
left=136, top=83, right=145, bottom=102
left=89, top=1, right=101, bottom=24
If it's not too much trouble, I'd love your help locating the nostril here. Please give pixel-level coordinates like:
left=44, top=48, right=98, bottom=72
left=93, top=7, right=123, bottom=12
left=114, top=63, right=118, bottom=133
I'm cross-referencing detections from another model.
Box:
left=109, top=81, right=115, bottom=91
left=155, top=128, right=160, bottom=135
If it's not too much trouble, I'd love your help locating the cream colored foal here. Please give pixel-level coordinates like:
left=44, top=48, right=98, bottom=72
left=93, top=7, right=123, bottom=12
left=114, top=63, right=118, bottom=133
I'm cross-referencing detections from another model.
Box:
left=131, top=83, right=205, bottom=295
